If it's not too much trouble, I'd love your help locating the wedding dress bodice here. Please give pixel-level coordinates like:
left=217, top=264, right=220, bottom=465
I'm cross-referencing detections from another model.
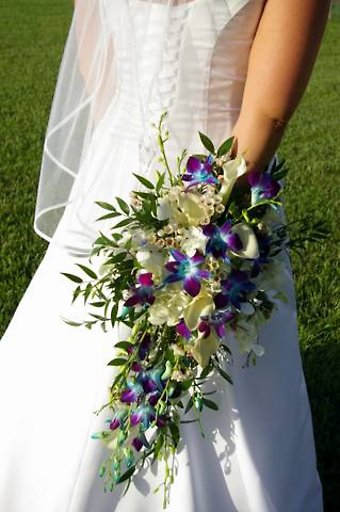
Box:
left=103, top=0, right=265, bottom=172
left=36, top=0, right=266, bottom=254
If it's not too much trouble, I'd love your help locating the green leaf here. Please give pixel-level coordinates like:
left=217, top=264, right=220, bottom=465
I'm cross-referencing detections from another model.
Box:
left=132, top=173, right=154, bottom=190
left=95, top=201, right=117, bottom=211
left=76, top=264, right=98, bottom=280
left=62, top=318, right=83, bottom=327
left=198, top=364, right=213, bottom=379
left=198, top=131, right=215, bottom=154
left=115, top=197, right=130, bottom=215
left=184, top=396, right=194, bottom=414
left=216, top=136, right=234, bottom=158
left=180, top=379, right=193, bottom=391
left=117, top=465, right=136, bottom=484
left=114, top=341, right=133, bottom=352
left=168, top=422, right=180, bottom=448
left=96, top=211, right=121, bottom=222
left=107, top=357, right=128, bottom=366
left=60, top=272, right=83, bottom=284
left=111, top=303, right=119, bottom=327
left=90, top=301, right=106, bottom=308
left=202, top=397, right=219, bottom=410
left=156, top=172, right=166, bottom=193
left=112, top=218, right=134, bottom=229
left=216, top=366, right=234, bottom=385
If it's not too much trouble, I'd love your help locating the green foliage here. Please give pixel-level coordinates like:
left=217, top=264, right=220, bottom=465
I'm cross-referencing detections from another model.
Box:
left=0, top=3, right=339, bottom=509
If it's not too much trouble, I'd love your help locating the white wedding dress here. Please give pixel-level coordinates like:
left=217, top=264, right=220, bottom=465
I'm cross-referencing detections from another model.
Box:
left=0, top=1, right=323, bottom=511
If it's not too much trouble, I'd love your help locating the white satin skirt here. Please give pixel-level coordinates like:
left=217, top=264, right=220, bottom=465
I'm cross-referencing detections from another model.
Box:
left=0, top=228, right=323, bottom=511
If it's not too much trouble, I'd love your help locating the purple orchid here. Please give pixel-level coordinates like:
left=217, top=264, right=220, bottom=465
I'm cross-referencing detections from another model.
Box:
left=136, top=371, right=159, bottom=394
left=138, top=333, right=152, bottom=361
left=130, top=403, right=156, bottom=430
left=247, top=170, right=281, bottom=205
left=132, top=435, right=145, bottom=452
left=202, top=220, right=243, bottom=260
left=164, top=249, right=211, bottom=297
left=109, top=409, right=129, bottom=431
left=181, top=154, right=219, bottom=189
left=250, top=232, right=272, bottom=278
left=176, top=318, right=192, bottom=339
left=214, top=270, right=256, bottom=310
left=120, top=380, right=144, bottom=404
left=123, top=273, right=155, bottom=308
left=197, top=309, right=235, bottom=339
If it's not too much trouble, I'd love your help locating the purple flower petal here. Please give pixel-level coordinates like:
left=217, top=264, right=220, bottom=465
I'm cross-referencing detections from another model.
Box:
left=148, top=391, right=161, bottom=406
left=198, top=320, right=210, bottom=337
left=214, top=293, right=229, bottom=309
left=176, top=319, right=191, bottom=339
left=169, top=249, right=187, bottom=262
left=131, top=362, right=143, bottom=372
left=187, top=156, right=202, bottom=173
left=215, top=322, right=226, bottom=338
left=132, top=437, right=143, bottom=452
left=156, top=415, right=167, bottom=428
left=124, top=294, right=140, bottom=308
left=183, top=276, right=201, bottom=297
left=165, top=261, right=178, bottom=272
left=120, top=389, right=138, bottom=404
left=226, top=233, right=243, bottom=252
left=191, top=250, right=205, bottom=265
left=138, top=273, right=153, bottom=287
left=130, top=412, right=141, bottom=427
left=247, top=170, right=261, bottom=187
left=109, top=417, right=120, bottom=430
left=202, top=224, right=217, bottom=237
left=199, top=269, right=211, bottom=280
left=220, top=220, right=232, bottom=235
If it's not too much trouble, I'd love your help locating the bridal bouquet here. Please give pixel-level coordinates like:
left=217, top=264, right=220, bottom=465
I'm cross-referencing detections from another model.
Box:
left=62, top=111, right=326, bottom=508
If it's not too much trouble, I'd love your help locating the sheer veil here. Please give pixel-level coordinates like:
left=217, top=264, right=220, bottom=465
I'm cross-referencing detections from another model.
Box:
left=34, top=0, right=253, bottom=255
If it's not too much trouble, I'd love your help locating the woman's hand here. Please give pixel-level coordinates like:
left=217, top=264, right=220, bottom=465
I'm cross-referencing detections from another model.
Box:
left=232, top=0, right=331, bottom=173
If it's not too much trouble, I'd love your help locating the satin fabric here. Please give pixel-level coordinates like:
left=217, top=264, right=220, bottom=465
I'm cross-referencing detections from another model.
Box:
left=0, top=1, right=323, bottom=510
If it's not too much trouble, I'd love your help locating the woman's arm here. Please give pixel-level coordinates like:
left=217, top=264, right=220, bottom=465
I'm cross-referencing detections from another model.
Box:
left=231, top=0, right=331, bottom=172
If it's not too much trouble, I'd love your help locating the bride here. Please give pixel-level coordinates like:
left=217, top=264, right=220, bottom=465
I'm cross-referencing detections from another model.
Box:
left=0, top=1, right=330, bottom=511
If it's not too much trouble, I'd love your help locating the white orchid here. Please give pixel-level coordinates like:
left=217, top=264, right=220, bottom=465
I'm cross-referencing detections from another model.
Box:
left=181, top=226, right=208, bottom=256
left=136, top=243, right=167, bottom=280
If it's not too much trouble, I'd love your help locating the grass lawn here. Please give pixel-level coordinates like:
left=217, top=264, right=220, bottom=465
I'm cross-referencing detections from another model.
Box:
left=0, top=1, right=339, bottom=509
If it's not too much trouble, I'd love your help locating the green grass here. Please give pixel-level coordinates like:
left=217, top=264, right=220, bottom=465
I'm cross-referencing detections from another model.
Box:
left=0, top=1, right=339, bottom=510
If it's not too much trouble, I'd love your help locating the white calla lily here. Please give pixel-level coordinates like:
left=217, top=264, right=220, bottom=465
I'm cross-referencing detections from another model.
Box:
left=183, top=289, right=215, bottom=331
left=231, top=223, right=259, bottom=259
left=220, top=156, right=247, bottom=203
left=191, top=330, right=220, bottom=368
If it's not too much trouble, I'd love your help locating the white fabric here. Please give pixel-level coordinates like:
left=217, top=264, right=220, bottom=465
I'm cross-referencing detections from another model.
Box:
left=0, top=1, right=323, bottom=511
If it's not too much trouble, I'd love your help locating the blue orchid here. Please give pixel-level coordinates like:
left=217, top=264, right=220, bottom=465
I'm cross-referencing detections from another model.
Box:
left=214, top=270, right=256, bottom=310
left=123, top=273, right=155, bottom=308
left=130, top=403, right=156, bottom=430
left=182, top=154, right=219, bottom=189
left=247, top=170, right=281, bottom=205
left=164, top=249, right=211, bottom=297
left=202, top=220, right=243, bottom=260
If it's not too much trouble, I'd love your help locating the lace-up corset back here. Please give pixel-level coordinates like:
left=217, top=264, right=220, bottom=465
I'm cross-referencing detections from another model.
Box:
left=104, top=0, right=265, bottom=175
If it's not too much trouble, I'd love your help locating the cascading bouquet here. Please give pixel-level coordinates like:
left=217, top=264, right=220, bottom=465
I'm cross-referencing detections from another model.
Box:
left=62, top=111, right=326, bottom=508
